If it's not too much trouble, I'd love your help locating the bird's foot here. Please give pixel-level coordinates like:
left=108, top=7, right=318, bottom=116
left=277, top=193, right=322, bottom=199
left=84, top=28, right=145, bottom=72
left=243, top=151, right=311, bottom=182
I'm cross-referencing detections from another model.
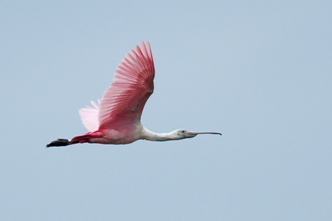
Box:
left=46, top=139, right=70, bottom=148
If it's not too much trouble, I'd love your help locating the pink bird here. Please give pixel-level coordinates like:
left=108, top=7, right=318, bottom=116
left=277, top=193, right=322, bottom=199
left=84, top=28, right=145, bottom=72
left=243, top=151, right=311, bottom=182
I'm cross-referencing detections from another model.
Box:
left=47, top=42, right=221, bottom=147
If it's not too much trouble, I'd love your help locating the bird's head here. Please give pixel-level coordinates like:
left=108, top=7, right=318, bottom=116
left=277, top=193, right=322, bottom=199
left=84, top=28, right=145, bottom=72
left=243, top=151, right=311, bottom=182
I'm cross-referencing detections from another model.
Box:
left=172, top=129, right=222, bottom=140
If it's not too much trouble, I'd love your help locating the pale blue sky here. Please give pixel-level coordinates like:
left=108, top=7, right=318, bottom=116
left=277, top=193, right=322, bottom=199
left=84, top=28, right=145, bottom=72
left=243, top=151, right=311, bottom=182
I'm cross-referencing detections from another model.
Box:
left=1, top=1, right=331, bottom=220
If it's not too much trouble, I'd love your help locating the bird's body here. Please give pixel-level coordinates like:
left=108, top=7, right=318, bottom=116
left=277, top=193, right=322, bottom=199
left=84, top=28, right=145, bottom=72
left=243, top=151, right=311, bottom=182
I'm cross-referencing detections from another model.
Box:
left=47, top=42, right=221, bottom=147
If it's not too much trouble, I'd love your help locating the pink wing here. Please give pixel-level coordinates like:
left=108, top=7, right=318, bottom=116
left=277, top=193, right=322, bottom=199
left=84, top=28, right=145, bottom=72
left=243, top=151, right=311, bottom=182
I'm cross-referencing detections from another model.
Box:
left=79, top=42, right=155, bottom=131
left=79, top=100, right=100, bottom=131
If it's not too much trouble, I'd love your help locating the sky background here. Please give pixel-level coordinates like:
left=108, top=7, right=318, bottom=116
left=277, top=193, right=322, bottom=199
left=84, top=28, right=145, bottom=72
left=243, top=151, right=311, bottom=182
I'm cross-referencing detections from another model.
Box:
left=1, top=1, right=331, bottom=220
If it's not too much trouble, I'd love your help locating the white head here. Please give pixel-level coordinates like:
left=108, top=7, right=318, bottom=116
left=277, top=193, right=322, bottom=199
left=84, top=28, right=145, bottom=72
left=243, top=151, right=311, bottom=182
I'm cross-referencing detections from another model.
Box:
left=171, top=129, right=222, bottom=140
left=141, top=127, right=222, bottom=141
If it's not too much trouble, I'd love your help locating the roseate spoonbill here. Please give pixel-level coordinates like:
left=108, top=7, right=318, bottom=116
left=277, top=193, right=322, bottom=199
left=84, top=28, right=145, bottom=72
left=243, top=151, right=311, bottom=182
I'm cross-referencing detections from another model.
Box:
left=46, top=42, right=221, bottom=147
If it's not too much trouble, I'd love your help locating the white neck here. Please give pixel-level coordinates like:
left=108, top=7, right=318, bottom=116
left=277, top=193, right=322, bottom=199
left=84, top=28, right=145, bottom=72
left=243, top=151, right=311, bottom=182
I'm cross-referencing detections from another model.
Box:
left=141, top=127, right=179, bottom=141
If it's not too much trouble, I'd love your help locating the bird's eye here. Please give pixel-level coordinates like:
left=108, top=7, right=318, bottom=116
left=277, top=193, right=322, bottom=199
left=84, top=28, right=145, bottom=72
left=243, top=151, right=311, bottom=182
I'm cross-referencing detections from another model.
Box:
left=181, top=130, right=185, bottom=133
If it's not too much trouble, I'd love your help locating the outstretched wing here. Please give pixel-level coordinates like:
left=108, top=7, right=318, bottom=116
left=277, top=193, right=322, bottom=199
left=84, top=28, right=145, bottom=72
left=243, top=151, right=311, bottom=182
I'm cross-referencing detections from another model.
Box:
left=79, top=100, right=100, bottom=131
left=79, top=42, right=155, bottom=131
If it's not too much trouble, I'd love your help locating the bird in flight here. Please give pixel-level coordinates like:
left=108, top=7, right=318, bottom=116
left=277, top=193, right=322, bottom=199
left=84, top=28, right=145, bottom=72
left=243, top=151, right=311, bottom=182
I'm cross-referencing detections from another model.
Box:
left=47, top=42, right=221, bottom=147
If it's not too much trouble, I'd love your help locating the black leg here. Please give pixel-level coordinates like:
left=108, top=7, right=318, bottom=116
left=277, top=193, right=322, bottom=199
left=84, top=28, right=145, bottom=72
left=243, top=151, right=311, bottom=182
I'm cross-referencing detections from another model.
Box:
left=46, top=139, right=70, bottom=147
